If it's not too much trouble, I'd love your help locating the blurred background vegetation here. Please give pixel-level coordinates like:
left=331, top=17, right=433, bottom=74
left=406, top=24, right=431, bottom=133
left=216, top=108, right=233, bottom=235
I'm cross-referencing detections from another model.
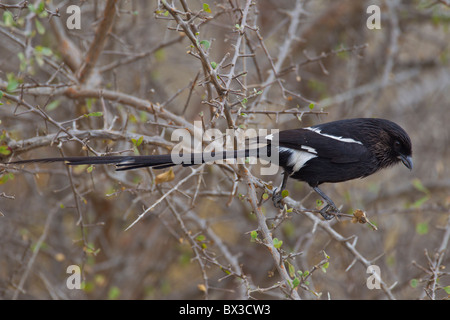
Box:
left=0, top=0, right=449, bottom=300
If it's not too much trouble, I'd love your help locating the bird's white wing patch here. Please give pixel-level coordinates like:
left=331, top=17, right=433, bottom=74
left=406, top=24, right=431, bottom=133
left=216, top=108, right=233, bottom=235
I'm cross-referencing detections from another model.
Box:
left=301, top=145, right=317, bottom=154
left=279, top=147, right=317, bottom=173
left=306, top=127, right=363, bottom=145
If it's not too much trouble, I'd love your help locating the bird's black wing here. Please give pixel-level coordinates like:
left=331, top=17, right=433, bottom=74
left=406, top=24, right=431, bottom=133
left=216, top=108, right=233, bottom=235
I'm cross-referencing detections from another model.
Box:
left=276, top=128, right=369, bottom=164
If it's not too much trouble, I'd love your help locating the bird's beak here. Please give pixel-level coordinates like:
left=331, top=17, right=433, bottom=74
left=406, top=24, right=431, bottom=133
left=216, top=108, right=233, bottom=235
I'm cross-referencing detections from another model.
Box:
left=399, top=155, right=413, bottom=170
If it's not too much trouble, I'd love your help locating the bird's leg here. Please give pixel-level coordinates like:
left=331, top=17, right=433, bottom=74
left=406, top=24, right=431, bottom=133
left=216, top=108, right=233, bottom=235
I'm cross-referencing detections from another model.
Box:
left=272, top=171, right=289, bottom=209
left=312, top=186, right=340, bottom=220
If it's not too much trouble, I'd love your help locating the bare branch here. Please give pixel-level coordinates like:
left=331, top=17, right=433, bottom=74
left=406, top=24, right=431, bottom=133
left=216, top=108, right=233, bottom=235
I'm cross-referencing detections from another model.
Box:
left=77, top=0, right=118, bottom=84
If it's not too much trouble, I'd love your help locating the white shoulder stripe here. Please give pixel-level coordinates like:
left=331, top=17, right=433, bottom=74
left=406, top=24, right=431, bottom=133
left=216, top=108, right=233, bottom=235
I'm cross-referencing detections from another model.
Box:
left=301, top=145, right=317, bottom=154
left=289, top=149, right=317, bottom=173
left=279, top=145, right=317, bottom=155
left=306, top=127, right=363, bottom=145
left=278, top=146, right=317, bottom=173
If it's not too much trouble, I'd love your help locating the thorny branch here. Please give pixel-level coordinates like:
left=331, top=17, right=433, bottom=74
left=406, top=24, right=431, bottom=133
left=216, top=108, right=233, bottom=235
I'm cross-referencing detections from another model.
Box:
left=0, top=0, right=448, bottom=300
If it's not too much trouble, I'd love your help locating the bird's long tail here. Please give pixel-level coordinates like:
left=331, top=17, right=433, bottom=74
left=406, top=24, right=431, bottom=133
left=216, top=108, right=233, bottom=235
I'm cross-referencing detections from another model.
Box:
left=8, top=148, right=270, bottom=171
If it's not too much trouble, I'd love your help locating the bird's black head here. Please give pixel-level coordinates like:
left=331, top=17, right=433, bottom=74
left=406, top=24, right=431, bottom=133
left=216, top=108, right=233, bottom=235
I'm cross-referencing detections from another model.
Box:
left=370, top=119, right=413, bottom=171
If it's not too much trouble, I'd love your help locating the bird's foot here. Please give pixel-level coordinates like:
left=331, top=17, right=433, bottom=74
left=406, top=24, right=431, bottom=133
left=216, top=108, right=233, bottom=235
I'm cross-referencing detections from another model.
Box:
left=319, top=204, right=341, bottom=220
left=272, top=188, right=284, bottom=209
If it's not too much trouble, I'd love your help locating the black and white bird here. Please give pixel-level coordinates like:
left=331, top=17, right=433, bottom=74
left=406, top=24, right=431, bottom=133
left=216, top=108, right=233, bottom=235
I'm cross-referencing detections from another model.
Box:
left=271, top=118, right=412, bottom=218
left=7, top=118, right=413, bottom=219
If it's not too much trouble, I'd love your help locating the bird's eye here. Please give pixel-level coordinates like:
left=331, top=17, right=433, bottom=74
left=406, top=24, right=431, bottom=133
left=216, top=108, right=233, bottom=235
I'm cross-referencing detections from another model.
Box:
left=394, top=140, right=401, bottom=148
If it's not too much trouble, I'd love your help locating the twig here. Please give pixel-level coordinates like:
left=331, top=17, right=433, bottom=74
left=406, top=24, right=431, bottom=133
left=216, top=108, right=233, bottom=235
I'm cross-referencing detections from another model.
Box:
left=415, top=216, right=450, bottom=299
left=240, top=166, right=301, bottom=300
left=77, top=0, right=118, bottom=84
left=284, top=198, right=396, bottom=300
left=63, top=87, right=194, bottom=131
left=98, top=35, right=185, bottom=73
left=7, top=128, right=172, bottom=156
left=2, top=90, right=98, bottom=155
left=254, top=0, right=307, bottom=105
left=124, top=166, right=205, bottom=231
left=11, top=196, right=66, bottom=299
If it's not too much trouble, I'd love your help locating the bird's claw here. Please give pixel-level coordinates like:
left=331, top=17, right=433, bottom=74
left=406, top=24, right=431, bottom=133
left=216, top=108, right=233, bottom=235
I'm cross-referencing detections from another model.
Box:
left=272, top=187, right=340, bottom=220
left=319, top=204, right=340, bottom=220
left=272, top=187, right=284, bottom=209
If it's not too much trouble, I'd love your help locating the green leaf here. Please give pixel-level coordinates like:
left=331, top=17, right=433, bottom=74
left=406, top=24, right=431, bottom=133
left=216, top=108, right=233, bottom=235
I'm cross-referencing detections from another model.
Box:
left=108, top=286, right=121, bottom=300
left=292, top=277, right=300, bottom=288
left=85, top=245, right=101, bottom=255
left=412, top=178, right=429, bottom=194
left=46, top=100, right=61, bottom=111
left=281, top=190, right=289, bottom=198
left=132, top=136, right=144, bottom=147
left=154, top=48, right=166, bottom=62
left=17, top=52, right=27, bottom=72
left=273, top=238, right=283, bottom=249
left=0, top=173, right=14, bottom=185
left=443, top=286, right=450, bottom=294
left=36, top=54, right=44, bottom=67
left=308, top=103, right=315, bottom=110
left=218, top=266, right=231, bottom=275
left=202, top=3, right=212, bottom=13
left=321, top=261, right=329, bottom=273
left=37, top=1, right=45, bottom=13
left=84, top=111, right=103, bottom=118
left=196, top=234, right=206, bottom=242
left=82, top=281, right=93, bottom=292
left=6, top=73, right=19, bottom=92
left=199, top=40, right=210, bottom=51
left=416, top=222, right=429, bottom=235
left=316, top=199, right=324, bottom=207
left=250, top=230, right=258, bottom=241
left=35, top=19, right=45, bottom=35
left=136, top=136, right=143, bottom=147
left=287, top=261, right=295, bottom=278
left=210, top=61, right=217, bottom=69
left=3, top=11, right=14, bottom=27
left=0, top=146, right=11, bottom=156
left=86, top=98, right=95, bottom=110
left=6, top=80, right=18, bottom=92
left=36, top=45, right=53, bottom=56
left=411, top=195, right=429, bottom=208
left=410, top=278, right=418, bottom=288
left=87, top=165, right=94, bottom=173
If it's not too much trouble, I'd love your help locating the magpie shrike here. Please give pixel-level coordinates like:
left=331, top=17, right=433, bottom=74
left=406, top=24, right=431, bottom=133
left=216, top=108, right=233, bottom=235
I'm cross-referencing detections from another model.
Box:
left=7, top=118, right=412, bottom=220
